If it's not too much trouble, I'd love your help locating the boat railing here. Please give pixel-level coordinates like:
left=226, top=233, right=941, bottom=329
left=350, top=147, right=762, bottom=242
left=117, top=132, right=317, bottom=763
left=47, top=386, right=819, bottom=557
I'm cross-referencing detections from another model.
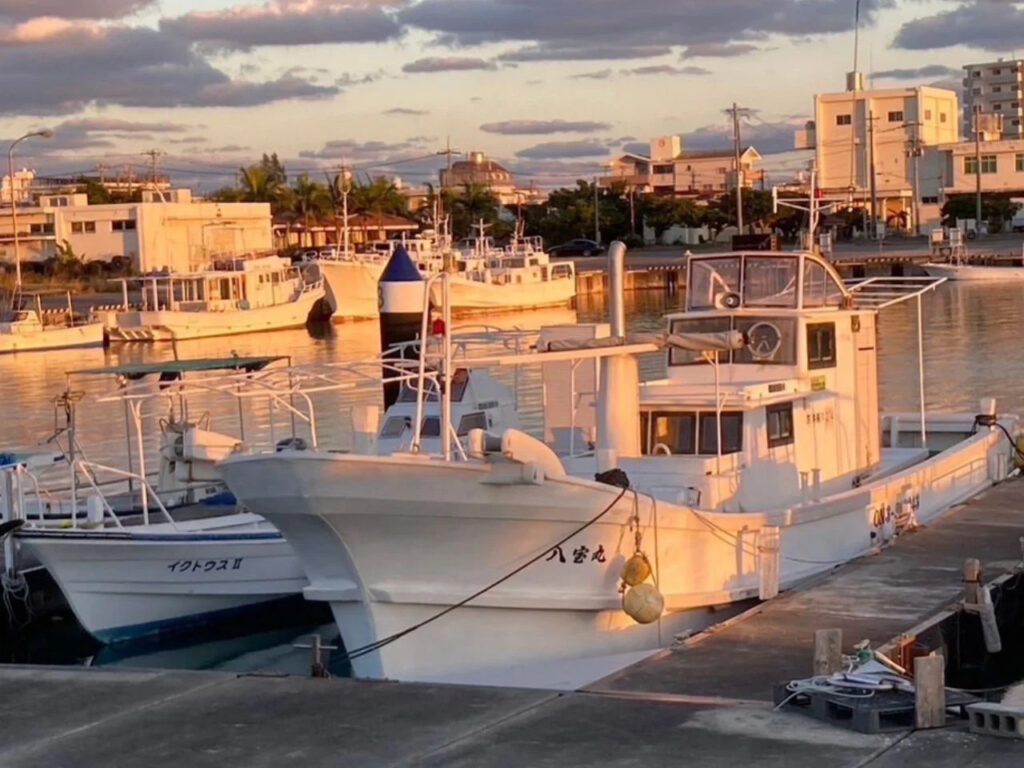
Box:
left=74, top=460, right=179, bottom=530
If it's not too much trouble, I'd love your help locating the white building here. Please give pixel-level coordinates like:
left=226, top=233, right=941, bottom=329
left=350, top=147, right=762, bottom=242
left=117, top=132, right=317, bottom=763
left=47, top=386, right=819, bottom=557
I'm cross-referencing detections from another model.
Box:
left=602, top=135, right=762, bottom=197
left=963, top=59, right=1024, bottom=140
left=803, top=73, right=960, bottom=231
left=1, top=169, right=36, bottom=205
left=0, top=191, right=273, bottom=273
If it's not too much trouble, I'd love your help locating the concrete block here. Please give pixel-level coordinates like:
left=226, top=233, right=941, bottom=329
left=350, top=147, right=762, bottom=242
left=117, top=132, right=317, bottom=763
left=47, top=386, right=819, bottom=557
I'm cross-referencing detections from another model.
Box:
left=968, top=703, right=1024, bottom=739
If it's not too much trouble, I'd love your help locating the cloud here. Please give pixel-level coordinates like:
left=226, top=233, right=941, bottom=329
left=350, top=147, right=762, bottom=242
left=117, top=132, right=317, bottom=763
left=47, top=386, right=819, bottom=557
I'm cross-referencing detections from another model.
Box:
left=0, top=0, right=152, bottom=20
left=299, top=136, right=435, bottom=161
left=480, top=119, right=611, bottom=135
left=168, top=136, right=208, bottom=145
left=684, top=115, right=809, bottom=155
left=570, top=69, right=613, bottom=80
left=403, top=0, right=894, bottom=62
left=402, top=56, right=495, bottom=72
left=621, top=141, right=650, bottom=156
left=516, top=140, right=610, bottom=159
left=0, top=24, right=337, bottom=114
left=4, top=116, right=193, bottom=154
left=160, top=1, right=401, bottom=49
left=681, top=42, right=759, bottom=58
left=893, top=2, right=1020, bottom=51
left=383, top=107, right=430, bottom=115
left=622, top=65, right=710, bottom=76
left=873, top=64, right=960, bottom=80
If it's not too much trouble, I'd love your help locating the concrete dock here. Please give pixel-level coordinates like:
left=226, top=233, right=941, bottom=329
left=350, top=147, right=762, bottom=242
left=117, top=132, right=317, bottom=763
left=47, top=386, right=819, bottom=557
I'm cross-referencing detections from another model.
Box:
left=3, top=480, right=1024, bottom=766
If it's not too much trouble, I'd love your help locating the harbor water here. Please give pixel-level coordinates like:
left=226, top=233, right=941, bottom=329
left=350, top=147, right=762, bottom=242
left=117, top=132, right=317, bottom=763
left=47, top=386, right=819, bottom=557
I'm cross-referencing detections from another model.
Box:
left=4, top=281, right=1024, bottom=672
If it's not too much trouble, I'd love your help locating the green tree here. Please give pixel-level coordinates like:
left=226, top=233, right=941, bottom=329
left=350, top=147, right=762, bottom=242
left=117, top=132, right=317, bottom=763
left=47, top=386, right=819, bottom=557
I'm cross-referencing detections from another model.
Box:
left=639, top=196, right=703, bottom=241
left=941, top=194, right=1021, bottom=233
left=291, top=174, right=331, bottom=233
left=449, top=183, right=500, bottom=239
left=76, top=177, right=111, bottom=205
left=350, top=177, right=409, bottom=238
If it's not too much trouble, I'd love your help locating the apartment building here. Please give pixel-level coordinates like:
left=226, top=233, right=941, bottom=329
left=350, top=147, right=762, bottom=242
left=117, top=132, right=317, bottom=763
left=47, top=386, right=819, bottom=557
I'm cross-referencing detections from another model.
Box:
left=963, top=59, right=1024, bottom=139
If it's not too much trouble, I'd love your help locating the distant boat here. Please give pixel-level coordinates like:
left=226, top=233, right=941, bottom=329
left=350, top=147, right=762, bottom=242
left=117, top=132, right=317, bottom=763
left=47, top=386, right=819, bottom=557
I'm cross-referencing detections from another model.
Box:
left=921, top=260, right=1024, bottom=281
left=0, top=291, right=104, bottom=354
left=104, top=255, right=327, bottom=342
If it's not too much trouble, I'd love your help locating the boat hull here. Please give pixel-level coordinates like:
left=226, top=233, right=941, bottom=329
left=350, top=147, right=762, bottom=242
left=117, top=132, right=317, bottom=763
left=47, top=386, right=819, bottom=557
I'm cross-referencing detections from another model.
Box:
left=921, top=263, right=1024, bottom=281
left=18, top=518, right=307, bottom=643
left=445, top=275, right=576, bottom=313
left=106, top=286, right=326, bottom=342
left=218, top=421, right=1012, bottom=686
left=316, top=260, right=385, bottom=320
left=0, top=321, right=105, bottom=354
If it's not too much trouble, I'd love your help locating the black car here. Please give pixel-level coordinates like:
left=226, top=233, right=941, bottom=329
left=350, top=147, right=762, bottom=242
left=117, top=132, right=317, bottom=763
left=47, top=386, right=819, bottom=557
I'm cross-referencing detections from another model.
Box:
left=547, top=239, right=605, bottom=257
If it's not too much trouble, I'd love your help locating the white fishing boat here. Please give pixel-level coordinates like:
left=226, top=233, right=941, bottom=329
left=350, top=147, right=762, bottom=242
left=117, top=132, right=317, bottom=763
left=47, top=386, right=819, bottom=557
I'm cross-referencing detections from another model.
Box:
left=6, top=357, right=307, bottom=643
left=920, top=260, right=1024, bottom=281
left=104, top=255, right=327, bottom=342
left=218, top=246, right=1020, bottom=688
left=0, top=291, right=104, bottom=354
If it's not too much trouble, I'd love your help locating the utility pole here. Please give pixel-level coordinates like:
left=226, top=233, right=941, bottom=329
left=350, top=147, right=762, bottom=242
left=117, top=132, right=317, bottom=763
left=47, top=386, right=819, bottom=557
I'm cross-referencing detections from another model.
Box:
left=728, top=102, right=745, bottom=234
left=337, top=162, right=352, bottom=255
left=868, top=110, right=878, bottom=238
left=141, top=149, right=165, bottom=199
left=907, top=122, right=923, bottom=236
left=593, top=176, right=600, bottom=243
left=974, top=106, right=983, bottom=232
left=435, top=137, right=459, bottom=236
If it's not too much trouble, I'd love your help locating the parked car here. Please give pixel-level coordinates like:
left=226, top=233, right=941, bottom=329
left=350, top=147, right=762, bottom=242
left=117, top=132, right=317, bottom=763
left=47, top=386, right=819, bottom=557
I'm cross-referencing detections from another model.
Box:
left=547, top=239, right=605, bottom=257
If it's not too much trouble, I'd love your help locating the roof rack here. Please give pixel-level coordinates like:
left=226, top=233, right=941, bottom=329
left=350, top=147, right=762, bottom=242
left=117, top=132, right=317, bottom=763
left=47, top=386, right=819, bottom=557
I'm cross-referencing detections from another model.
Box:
left=844, top=276, right=947, bottom=310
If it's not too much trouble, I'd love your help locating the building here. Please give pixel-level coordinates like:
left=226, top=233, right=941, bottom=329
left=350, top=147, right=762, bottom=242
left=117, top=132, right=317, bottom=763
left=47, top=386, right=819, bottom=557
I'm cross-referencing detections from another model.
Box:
left=962, top=59, right=1024, bottom=139
left=1, top=169, right=36, bottom=205
left=273, top=212, right=420, bottom=250
left=437, top=151, right=545, bottom=206
left=803, top=73, right=960, bottom=231
left=601, top=135, right=762, bottom=197
left=0, top=190, right=273, bottom=273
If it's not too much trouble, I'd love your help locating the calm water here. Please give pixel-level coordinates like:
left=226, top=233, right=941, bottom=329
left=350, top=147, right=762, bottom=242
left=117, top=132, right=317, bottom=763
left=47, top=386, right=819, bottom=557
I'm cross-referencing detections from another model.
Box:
left=5, top=282, right=1024, bottom=670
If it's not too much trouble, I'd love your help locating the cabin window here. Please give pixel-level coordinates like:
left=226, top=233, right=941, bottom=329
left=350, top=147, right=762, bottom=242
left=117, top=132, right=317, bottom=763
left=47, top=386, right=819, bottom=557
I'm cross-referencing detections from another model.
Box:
left=733, top=317, right=797, bottom=365
left=457, top=412, right=487, bottom=435
left=380, top=416, right=410, bottom=438
left=668, top=317, right=731, bottom=365
left=743, top=256, right=798, bottom=308
left=687, top=256, right=741, bottom=310
left=766, top=403, right=795, bottom=448
left=449, top=369, right=469, bottom=402
left=420, top=416, right=441, bottom=438
left=802, top=259, right=845, bottom=307
left=698, top=412, right=744, bottom=455
left=643, top=412, right=696, bottom=455
left=807, top=322, right=837, bottom=369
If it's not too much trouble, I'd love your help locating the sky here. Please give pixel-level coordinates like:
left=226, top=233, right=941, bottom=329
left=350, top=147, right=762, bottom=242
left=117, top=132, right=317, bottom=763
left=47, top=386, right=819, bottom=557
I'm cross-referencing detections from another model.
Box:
left=0, top=0, right=1019, bottom=190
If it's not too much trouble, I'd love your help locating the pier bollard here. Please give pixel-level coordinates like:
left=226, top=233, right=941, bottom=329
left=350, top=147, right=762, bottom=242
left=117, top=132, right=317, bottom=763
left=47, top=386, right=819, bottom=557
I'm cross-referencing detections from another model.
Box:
left=963, top=558, right=982, bottom=605
left=915, top=654, right=946, bottom=729
left=813, top=628, right=843, bottom=676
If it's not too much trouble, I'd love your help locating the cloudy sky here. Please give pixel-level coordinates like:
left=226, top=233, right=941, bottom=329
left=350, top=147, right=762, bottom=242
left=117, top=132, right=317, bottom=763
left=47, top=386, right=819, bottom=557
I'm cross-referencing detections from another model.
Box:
left=0, top=0, right=1016, bottom=189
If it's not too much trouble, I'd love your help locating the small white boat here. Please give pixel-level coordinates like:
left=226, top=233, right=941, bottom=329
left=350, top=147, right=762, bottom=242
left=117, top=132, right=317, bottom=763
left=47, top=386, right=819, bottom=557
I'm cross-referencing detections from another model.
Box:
left=105, top=255, right=327, bottom=342
left=0, top=291, right=104, bottom=354
left=5, top=357, right=307, bottom=643
left=921, top=261, right=1024, bottom=281
left=218, top=248, right=1020, bottom=688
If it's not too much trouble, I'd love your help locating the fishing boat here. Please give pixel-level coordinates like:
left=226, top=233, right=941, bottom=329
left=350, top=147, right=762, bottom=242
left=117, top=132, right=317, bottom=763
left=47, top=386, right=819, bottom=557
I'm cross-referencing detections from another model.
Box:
left=217, top=245, right=1019, bottom=688
left=0, top=291, right=104, bottom=354
left=920, top=259, right=1024, bottom=281
left=104, top=255, right=326, bottom=342
left=7, top=357, right=307, bottom=643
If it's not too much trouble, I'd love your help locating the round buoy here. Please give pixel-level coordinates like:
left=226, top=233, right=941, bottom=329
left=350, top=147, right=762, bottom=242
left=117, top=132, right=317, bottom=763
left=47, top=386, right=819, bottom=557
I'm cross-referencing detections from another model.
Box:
left=623, top=582, right=664, bottom=624
left=621, top=553, right=651, bottom=587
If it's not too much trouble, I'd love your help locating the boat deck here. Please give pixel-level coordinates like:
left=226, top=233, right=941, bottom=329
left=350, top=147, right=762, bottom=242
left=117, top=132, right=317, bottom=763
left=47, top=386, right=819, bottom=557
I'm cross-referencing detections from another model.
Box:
left=3, top=478, right=1024, bottom=767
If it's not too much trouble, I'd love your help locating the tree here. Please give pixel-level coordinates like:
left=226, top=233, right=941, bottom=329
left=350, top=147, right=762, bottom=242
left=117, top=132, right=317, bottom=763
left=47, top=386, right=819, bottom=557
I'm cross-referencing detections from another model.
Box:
left=291, top=174, right=331, bottom=242
left=941, top=194, right=1021, bottom=233
left=259, top=152, right=287, bottom=187
left=350, top=177, right=409, bottom=239
left=449, top=183, right=500, bottom=239
left=639, top=196, right=703, bottom=241
left=207, top=186, right=243, bottom=203
left=76, top=177, right=111, bottom=205
left=238, top=165, right=284, bottom=205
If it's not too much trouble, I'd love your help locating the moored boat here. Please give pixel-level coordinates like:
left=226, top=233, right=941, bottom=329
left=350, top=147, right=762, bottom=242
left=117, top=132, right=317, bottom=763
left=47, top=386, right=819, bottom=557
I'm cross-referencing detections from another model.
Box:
left=0, top=291, right=104, bottom=354
left=218, top=246, right=1020, bottom=688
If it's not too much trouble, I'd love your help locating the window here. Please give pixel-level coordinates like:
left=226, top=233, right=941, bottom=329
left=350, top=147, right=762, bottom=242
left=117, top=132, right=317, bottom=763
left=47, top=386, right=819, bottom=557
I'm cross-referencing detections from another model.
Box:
left=743, top=256, right=799, bottom=308
left=766, top=403, right=794, bottom=449
left=1017, top=154, right=1024, bottom=172
left=972, top=70, right=981, bottom=78
left=687, top=256, right=740, bottom=311
left=420, top=416, right=441, bottom=438
left=994, top=104, right=1003, bottom=111
left=1013, top=102, right=1020, bottom=108
left=70, top=221, right=96, bottom=234
left=807, top=322, right=837, bottom=369
left=965, top=155, right=996, bottom=174
left=972, top=88, right=982, bottom=95
left=993, top=68, right=1002, bottom=75
left=940, top=112, right=948, bottom=123
left=644, top=412, right=696, bottom=455
left=994, top=86, right=1003, bottom=93
left=669, top=317, right=731, bottom=365
left=456, top=412, right=487, bottom=436
left=802, top=259, right=846, bottom=308
left=698, top=412, right=744, bottom=455
left=1013, top=85, right=1021, bottom=92
left=112, top=219, right=136, bottom=231
left=653, top=163, right=673, bottom=174
left=733, top=317, right=797, bottom=365
left=924, top=109, right=932, bottom=120
left=835, top=114, right=852, bottom=126
left=379, top=416, right=410, bottom=438
left=922, top=196, right=939, bottom=204
left=887, top=110, right=904, bottom=123
left=28, top=222, right=53, bottom=235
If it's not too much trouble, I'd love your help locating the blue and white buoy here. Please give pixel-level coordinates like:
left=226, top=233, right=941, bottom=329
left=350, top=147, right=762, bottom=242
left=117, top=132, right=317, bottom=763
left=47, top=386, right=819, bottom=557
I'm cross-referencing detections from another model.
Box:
left=378, top=245, right=426, bottom=409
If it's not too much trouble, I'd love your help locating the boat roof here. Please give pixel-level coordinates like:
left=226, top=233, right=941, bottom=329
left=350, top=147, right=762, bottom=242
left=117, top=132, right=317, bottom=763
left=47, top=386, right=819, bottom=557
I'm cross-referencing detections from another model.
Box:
left=67, top=356, right=286, bottom=379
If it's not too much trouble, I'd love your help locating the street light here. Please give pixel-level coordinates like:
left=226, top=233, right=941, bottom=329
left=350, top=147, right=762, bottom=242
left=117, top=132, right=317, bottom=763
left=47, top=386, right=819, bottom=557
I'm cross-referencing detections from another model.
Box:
left=8, top=129, right=53, bottom=289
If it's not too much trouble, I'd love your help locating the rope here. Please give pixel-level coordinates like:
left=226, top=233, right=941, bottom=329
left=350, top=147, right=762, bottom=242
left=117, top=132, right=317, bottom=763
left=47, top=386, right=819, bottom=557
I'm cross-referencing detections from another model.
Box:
left=1, top=571, right=31, bottom=630
left=340, top=485, right=630, bottom=665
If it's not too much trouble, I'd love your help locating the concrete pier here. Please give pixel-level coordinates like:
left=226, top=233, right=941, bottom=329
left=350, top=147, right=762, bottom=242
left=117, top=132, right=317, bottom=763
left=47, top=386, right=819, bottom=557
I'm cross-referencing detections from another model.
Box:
left=3, top=479, right=1024, bottom=766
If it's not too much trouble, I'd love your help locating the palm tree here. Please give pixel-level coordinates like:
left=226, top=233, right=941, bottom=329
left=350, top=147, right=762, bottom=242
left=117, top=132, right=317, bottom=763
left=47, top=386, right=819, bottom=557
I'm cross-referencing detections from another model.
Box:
left=238, top=165, right=281, bottom=204
left=291, top=174, right=330, bottom=246
left=350, top=177, right=409, bottom=240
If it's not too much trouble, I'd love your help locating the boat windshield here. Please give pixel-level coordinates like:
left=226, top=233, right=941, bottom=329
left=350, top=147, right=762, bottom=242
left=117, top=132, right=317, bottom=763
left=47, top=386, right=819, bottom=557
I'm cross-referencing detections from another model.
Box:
left=743, top=256, right=798, bottom=308
left=688, top=257, right=740, bottom=310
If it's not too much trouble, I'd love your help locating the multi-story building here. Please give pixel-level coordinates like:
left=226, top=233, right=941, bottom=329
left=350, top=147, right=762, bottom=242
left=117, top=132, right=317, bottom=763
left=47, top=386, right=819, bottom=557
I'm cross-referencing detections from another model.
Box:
left=601, top=135, right=762, bottom=197
left=963, top=59, right=1024, bottom=139
left=0, top=190, right=273, bottom=273
left=803, top=73, right=960, bottom=231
